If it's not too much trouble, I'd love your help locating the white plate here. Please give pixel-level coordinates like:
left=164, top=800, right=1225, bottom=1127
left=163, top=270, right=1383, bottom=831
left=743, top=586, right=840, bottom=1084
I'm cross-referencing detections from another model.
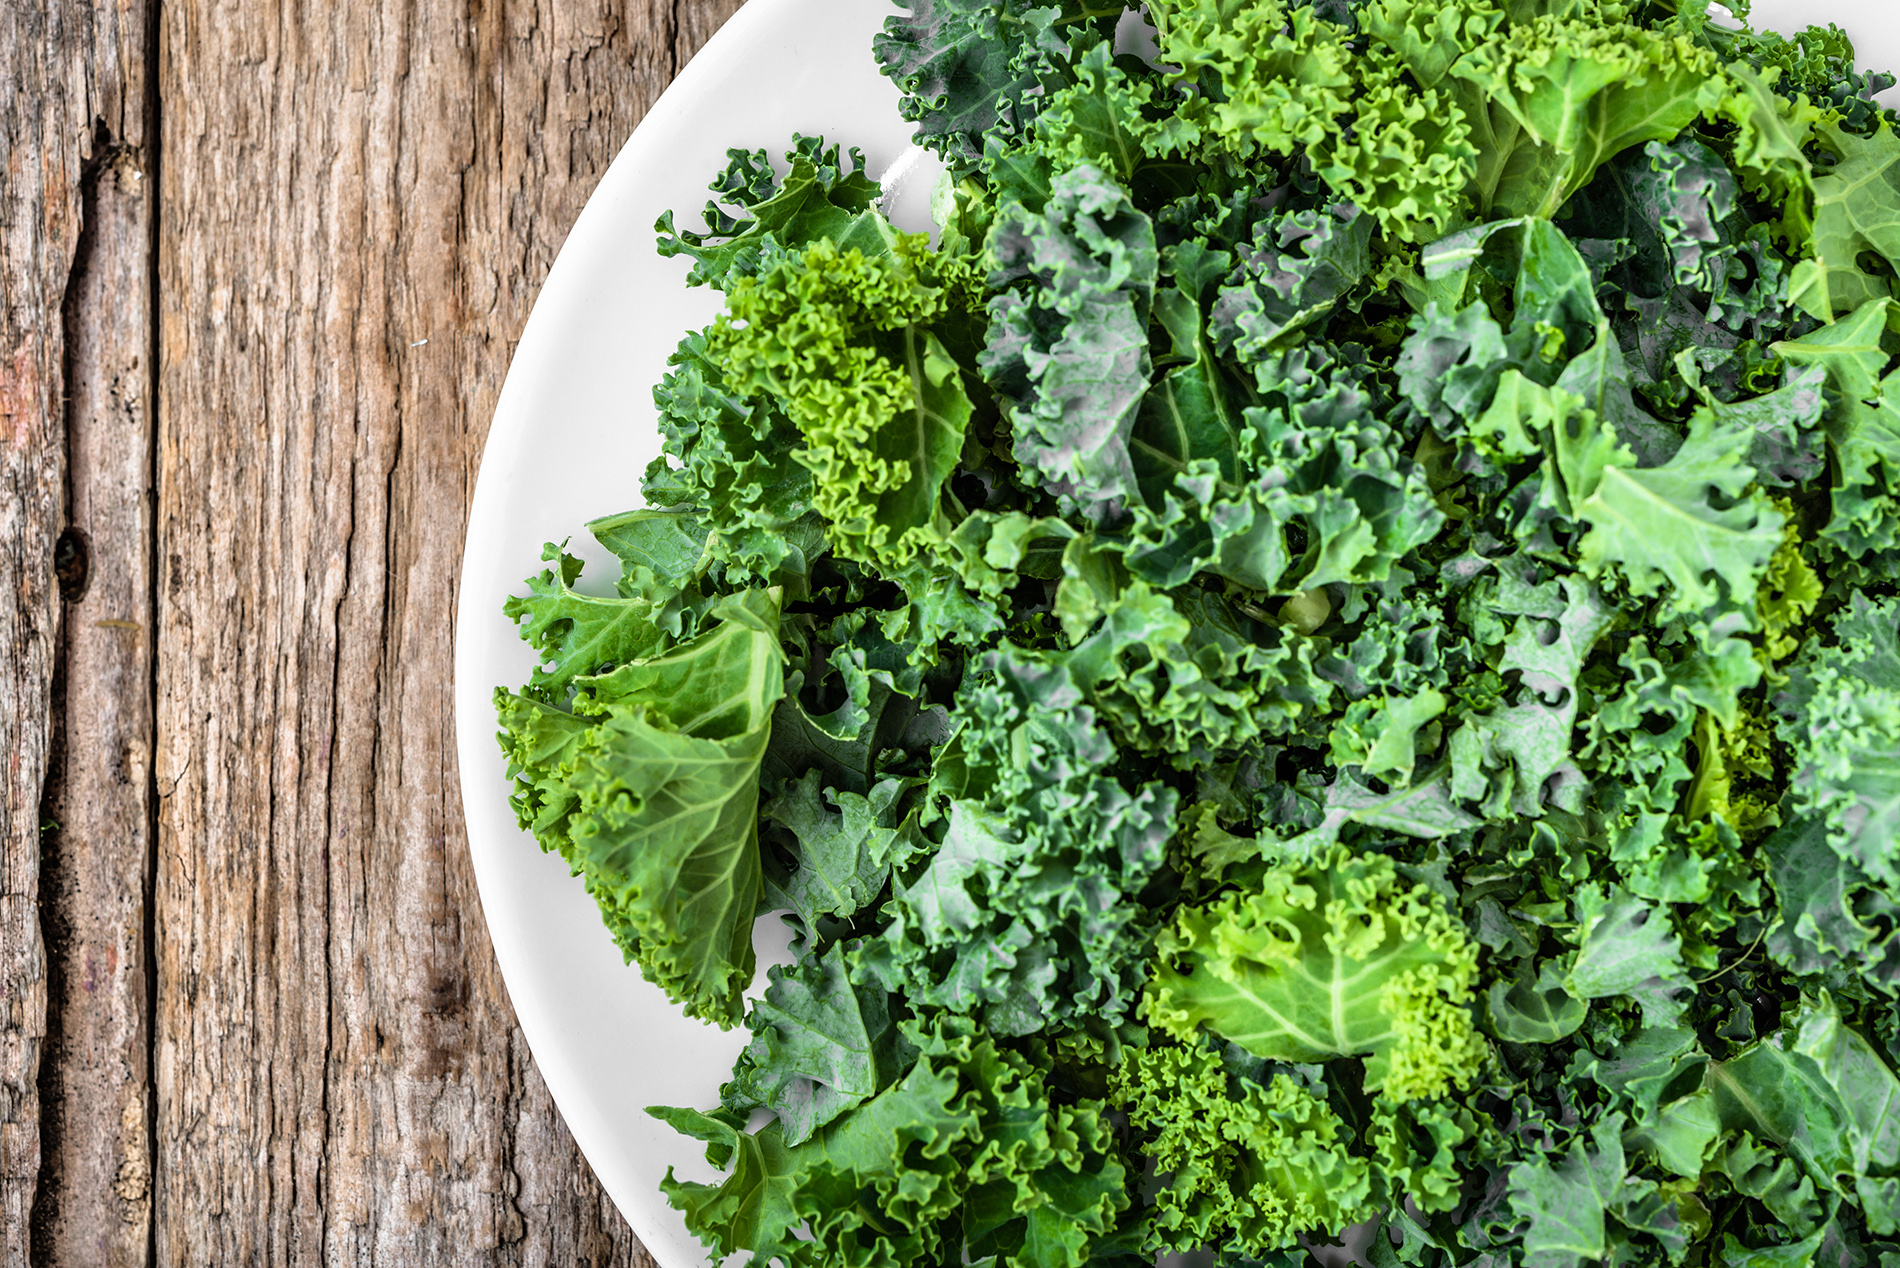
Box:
left=453, top=3, right=1900, bottom=1264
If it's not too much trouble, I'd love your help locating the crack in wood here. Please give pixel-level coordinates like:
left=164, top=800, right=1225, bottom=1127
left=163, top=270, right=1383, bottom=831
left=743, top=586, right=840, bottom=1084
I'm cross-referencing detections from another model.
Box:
left=34, top=124, right=158, bottom=1268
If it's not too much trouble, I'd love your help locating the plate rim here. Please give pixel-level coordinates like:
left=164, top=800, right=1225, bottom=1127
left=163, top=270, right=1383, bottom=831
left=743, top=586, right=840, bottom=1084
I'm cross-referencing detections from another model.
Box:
left=451, top=0, right=911, bottom=1260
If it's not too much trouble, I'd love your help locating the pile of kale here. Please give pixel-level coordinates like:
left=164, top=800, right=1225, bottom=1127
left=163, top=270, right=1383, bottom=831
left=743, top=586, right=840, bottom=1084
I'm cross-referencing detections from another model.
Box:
left=494, top=0, right=1900, bottom=1263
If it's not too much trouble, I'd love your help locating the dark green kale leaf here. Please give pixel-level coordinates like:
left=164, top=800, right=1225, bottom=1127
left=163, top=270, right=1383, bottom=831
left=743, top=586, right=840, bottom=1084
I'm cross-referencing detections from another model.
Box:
left=656, top=1016, right=1132, bottom=1268
left=980, top=163, right=1158, bottom=521
left=724, top=942, right=913, bottom=1145
left=656, top=136, right=889, bottom=290
left=874, top=0, right=1123, bottom=169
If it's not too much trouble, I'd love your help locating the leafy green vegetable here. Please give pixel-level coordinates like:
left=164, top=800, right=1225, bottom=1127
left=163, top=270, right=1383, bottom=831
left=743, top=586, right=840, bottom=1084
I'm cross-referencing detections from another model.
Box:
left=1111, top=1039, right=1376, bottom=1257
left=657, top=1016, right=1131, bottom=1268
left=497, top=587, right=783, bottom=1025
left=492, top=2, right=1900, bottom=1263
left=981, top=163, right=1158, bottom=520
left=1144, top=846, right=1485, bottom=1100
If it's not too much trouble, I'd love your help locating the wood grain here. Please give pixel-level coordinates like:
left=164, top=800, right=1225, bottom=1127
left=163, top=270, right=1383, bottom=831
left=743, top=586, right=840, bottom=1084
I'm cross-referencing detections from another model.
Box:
left=151, top=0, right=741, bottom=1259
left=1, top=0, right=148, bottom=1261
left=4, top=0, right=746, bottom=1261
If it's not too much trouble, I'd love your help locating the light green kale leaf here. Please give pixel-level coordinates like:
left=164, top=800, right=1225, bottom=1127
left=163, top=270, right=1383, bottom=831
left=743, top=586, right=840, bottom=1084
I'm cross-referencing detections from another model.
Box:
left=1150, top=0, right=1476, bottom=240
left=1788, top=121, right=1900, bottom=321
left=1313, top=55, right=1477, bottom=243
left=1448, top=15, right=1722, bottom=220
left=709, top=233, right=979, bottom=575
left=1327, top=686, right=1449, bottom=786
left=1110, top=1040, right=1376, bottom=1257
left=1144, top=0, right=1355, bottom=158
left=1026, top=37, right=1171, bottom=183
left=587, top=507, right=714, bottom=596
left=502, top=543, right=681, bottom=698
left=1574, top=409, right=1784, bottom=619
left=1144, top=845, right=1486, bottom=1100
left=494, top=588, right=785, bottom=1027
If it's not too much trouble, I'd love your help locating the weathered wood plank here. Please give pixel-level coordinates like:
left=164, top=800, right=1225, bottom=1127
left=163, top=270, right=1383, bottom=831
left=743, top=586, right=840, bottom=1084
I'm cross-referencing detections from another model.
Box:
left=151, top=0, right=740, bottom=1263
left=40, top=135, right=157, bottom=1267
left=0, top=0, right=148, bottom=1261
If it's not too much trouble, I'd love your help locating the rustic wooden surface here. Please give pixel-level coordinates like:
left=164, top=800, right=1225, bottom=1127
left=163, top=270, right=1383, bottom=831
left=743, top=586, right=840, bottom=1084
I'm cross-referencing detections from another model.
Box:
left=1, top=0, right=744, bottom=1261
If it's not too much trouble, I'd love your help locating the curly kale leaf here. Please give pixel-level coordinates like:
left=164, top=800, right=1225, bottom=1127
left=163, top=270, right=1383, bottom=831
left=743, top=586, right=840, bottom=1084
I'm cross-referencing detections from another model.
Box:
left=646, top=327, right=826, bottom=582
left=1111, top=1040, right=1376, bottom=1257
left=1789, top=121, right=1900, bottom=321
left=874, top=0, right=1122, bottom=168
left=1448, top=572, right=1616, bottom=819
left=708, top=233, right=980, bottom=575
left=1447, top=14, right=1722, bottom=221
left=1397, top=217, right=1662, bottom=459
left=1564, top=884, right=1690, bottom=1027
left=981, top=164, right=1158, bottom=521
left=657, top=137, right=889, bottom=290
left=725, top=942, right=913, bottom=1146
left=1144, top=845, right=1485, bottom=1100
left=503, top=543, right=688, bottom=699
left=858, top=632, right=1177, bottom=1035
left=1208, top=203, right=1374, bottom=362
left=1127, top=344, right=1444, bottom=595
left=1505, top=1113, right=1645, bottom=1268
left=1765, top=813, right=1900, bottom=993
left=1709, top=995, right=1900, bottom=1234
left=495, top=588, right=785, bottom=1027
left=656, top=1017, right=1131, bottom=1268
left=760, top=771, right=929, bottom=948
left=1040, top=542, right=1341, bottom=759
left=1148, top=0, right=1474, bottom=241
left=1025, top=37, right=1174, bottom=184
left=763, top=609, right=942, bottom=799
left=1574, top=408, right=1785, bottom=619
left=1772, top=299, right=1900, bottom=558
left=1776, top=593, right=1900, bottom=892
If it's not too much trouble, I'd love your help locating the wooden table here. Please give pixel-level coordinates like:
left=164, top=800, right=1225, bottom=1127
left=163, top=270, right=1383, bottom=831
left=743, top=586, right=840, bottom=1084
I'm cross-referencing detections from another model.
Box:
left=2, top=0, right=742, bottom=1260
